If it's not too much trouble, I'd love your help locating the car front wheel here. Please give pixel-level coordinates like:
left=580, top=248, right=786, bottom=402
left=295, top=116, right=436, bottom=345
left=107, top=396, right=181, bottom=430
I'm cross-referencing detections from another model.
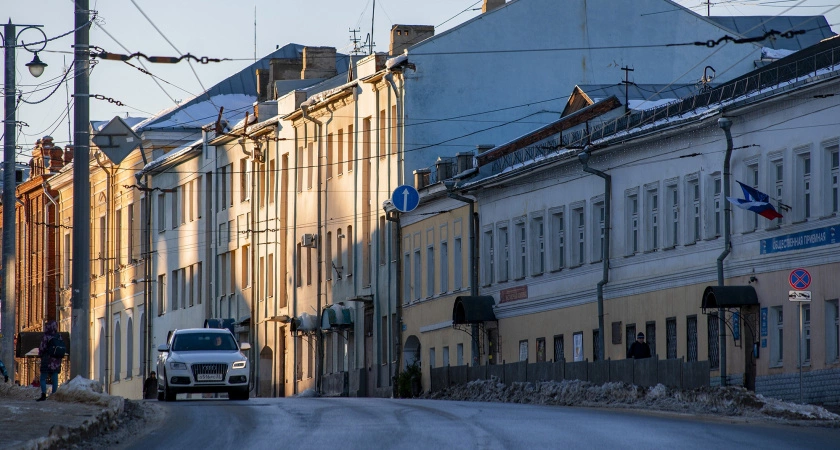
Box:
left=163, top=372, right=177, bottom=402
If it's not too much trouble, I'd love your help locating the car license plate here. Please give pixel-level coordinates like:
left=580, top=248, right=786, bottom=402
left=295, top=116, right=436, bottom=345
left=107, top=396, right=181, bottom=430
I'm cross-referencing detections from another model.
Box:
left=197, top=373, right=223, bottom=381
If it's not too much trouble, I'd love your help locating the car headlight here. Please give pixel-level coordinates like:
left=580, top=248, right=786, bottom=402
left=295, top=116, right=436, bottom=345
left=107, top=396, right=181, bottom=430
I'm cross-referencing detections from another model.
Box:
left=232, top=360, right=247, bottom=369
left=169, top=361, right=187, bottom=370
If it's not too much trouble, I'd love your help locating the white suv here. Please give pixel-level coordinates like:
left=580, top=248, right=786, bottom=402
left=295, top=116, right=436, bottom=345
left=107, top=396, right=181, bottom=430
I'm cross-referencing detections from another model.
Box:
left=157, top=328, right=251, bottom=401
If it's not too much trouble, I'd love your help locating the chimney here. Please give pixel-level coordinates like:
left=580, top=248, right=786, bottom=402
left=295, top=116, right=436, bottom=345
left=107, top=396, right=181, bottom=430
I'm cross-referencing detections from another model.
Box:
left=301, top=47, right=337, bottom=80
left=390, top=25, right=434, bottom=56
left=270, top=57, right=304, bottom=81
left=456, top=152, right=475, bottom=174
left=435, top=157, right=455, bottom=182
left=414, top=168, right=431, bottom=190
left=256, top=69, right=270, bottom=102
left=483, top=0, right=505, bottom=13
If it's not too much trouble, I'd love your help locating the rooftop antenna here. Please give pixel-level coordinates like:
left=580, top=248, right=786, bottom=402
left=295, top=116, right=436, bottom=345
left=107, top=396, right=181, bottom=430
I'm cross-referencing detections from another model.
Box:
left=369, top=0, right=376, bottom=54
left=621, top=66, right=634, bottom=115
left=349, top=28, right=363, bottom=55
left=254, top=5, right=257, bottom=61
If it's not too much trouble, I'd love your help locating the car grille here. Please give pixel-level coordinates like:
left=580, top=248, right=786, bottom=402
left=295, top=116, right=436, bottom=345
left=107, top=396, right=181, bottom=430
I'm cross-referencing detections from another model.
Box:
left=191, top=363, right=228, bottom=382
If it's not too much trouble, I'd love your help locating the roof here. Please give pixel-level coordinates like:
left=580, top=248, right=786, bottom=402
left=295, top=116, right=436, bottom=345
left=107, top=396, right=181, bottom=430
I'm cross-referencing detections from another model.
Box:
left=707, top=16, right=835, bottom=51
left=701, top=286, right=759, bottom=309
left=135, top=43, right=352, bottom=132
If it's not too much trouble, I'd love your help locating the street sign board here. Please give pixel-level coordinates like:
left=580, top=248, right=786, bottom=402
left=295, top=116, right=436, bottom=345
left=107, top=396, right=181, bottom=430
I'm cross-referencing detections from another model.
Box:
left=91, top=116, right=142, bottom=165
left=788, top=268, right=811, bottom=290
left=788, top=290, right=812, bottom=302
left=391, top=185, right=420, bottom=213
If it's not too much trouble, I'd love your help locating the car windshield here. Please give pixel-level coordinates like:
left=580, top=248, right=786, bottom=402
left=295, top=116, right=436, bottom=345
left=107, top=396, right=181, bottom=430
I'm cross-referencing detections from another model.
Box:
left=171, top=333, right=238, bottom=351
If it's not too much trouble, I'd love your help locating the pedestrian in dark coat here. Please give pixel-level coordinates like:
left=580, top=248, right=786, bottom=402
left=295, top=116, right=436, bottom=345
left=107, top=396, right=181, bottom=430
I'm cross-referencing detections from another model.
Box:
left=37, top=320, right=61, bottom=401
left=143, top=372, right=158, bottom=399
left=627, top=332, right=652, bottom=359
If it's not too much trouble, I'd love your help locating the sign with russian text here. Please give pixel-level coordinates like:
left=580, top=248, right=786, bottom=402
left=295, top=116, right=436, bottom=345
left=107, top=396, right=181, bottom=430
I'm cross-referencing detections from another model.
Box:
left=500, top=285, right=528, bottom=303
left=760, top=307, right=768, bottom=337
left=760, top=225, right=838, bottom=254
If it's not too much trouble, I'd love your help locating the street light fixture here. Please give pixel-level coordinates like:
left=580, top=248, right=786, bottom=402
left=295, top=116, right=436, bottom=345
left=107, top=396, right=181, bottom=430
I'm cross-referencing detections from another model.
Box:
left=2, top=21, right=48, bottom=382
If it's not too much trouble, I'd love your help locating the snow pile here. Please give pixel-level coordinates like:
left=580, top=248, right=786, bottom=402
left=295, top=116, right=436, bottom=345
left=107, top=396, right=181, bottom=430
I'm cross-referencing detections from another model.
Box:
left=425, top=378, right=840, bottom=422
left=0, top=382, right=43, bottom=400
left=297, top=388, right=318, bottom=397
left=50, top=376, right=122, bottom=411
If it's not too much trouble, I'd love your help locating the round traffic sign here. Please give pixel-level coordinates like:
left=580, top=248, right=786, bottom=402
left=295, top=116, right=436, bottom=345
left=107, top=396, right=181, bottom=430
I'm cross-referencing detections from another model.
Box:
left=789, top=268, right=811, bottom=290
left=391, top=185, right=420, bottom=213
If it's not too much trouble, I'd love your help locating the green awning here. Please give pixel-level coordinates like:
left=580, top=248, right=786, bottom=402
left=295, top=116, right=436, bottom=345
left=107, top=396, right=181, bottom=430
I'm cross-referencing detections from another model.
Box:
left=452, top=296, right=497, bottom=324
left=702, top=286, right=759, bottom=309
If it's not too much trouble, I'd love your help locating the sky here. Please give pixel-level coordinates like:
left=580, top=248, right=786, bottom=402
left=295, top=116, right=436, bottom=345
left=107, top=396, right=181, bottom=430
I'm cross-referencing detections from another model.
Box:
left=3, top=0, right=839, bottom=161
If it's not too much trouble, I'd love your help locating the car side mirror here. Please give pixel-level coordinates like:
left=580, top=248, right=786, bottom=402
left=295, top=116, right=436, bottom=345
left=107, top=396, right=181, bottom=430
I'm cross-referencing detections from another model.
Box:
left=239, top=342, right=251, bottom=351
left=157, top=344, right=170, bottom=352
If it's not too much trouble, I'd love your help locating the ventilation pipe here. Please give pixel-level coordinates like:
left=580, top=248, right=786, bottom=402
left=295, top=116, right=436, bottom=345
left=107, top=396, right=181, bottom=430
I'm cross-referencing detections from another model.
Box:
left=717, top=117, right=733, bottom=386
left=579, top=147, right=609, bottom=361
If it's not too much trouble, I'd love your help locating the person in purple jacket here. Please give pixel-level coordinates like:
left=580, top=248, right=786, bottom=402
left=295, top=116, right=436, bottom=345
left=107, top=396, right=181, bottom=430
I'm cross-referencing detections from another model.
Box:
left=37, top=320, right=62, bottom=401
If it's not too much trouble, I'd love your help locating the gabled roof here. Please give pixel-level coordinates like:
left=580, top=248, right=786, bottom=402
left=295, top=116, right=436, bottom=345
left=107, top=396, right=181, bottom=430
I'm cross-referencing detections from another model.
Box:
left=135, top=44, right=352, bottom=132
left=563, top=84, right=703, bottom=117
left=707, top=16, right=835, bottom=51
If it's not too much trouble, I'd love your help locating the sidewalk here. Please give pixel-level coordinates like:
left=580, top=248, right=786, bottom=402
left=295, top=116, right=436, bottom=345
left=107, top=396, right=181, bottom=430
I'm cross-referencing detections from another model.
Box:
left=0, top=378, right=123, bottom=450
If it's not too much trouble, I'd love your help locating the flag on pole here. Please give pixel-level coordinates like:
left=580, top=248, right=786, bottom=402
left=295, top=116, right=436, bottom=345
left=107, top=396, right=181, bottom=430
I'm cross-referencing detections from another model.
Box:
left=726, top=181, right=783, bottom=220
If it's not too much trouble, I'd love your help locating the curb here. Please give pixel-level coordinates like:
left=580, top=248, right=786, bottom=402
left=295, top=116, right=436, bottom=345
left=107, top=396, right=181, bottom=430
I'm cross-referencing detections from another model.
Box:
left=21, top=396, right=125, bottom=450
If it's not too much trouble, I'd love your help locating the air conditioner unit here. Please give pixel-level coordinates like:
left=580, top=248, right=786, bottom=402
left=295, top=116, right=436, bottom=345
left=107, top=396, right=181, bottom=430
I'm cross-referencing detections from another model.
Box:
left=301, top=233, right=318, bottom=248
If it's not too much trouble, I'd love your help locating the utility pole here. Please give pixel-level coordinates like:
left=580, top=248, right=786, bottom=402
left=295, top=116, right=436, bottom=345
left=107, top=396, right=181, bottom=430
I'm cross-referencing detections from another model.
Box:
left=71, top=0, right=92, bottom=379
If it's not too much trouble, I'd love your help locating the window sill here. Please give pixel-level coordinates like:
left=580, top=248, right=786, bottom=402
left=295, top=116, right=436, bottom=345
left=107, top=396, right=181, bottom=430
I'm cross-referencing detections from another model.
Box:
left=684, top=241, right=697, bottom=247
left=819, top=213, right=836, bottom=220
left=662, top=245, right=676, bottom=251
left=569, top=264, right=583, bottom=269
left=741, top=229, right=756, bottom=235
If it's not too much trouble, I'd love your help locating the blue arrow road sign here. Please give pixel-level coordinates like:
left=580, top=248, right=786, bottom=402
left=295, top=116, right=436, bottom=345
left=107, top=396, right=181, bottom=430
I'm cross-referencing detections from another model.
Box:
left=392, top=185, right=420, bottom=213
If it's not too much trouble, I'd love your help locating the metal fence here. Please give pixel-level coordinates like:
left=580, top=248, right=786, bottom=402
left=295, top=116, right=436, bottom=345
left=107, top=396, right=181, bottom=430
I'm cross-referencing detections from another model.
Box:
left=429, top=356, right=711, bottom=392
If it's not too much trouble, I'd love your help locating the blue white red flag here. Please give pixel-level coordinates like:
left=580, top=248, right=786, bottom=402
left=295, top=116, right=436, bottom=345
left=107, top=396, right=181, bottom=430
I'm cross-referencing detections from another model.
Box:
left=726, top=181, right=783, bottom=220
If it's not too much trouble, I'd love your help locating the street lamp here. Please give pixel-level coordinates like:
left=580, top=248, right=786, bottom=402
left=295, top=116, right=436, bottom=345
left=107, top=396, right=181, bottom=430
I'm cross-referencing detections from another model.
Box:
left=2, top=21, right=48, bottom=382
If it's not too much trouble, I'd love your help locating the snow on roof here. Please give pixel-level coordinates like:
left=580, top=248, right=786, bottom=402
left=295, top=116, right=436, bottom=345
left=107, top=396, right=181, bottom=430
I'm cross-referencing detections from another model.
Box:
left=386, top=53, right=408, bottom=70
left=761, top=47, right=797, bottom=60
left=300, top=79, right=359, bottom=108
left=91, top=116, right=146, bottom=132
left=139, top=137, right=203, bottom=175
left=707, top=16, right=835, bottom=51
left=134, top=93, right=256, bottom=131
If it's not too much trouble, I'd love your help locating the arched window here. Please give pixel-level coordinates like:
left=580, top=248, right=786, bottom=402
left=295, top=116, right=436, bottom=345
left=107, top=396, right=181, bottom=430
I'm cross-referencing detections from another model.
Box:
left=139, top=313, right=146, bottom=376
left=126, top=317, right=134, bottom=379
left=99, top=324, right=106, bottom=385
left=114, top=319, right=122, bottom=382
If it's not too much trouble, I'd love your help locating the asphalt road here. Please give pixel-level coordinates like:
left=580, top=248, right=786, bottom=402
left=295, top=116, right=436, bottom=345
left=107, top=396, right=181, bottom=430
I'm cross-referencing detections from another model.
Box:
left=126, top=397, right=840, bottom=449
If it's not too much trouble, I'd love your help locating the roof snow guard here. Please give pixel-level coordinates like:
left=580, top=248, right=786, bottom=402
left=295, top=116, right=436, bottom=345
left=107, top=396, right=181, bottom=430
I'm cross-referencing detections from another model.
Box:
left=452, top=296, right=497, bottom=324
left=701, top=286, right=759, bottom=312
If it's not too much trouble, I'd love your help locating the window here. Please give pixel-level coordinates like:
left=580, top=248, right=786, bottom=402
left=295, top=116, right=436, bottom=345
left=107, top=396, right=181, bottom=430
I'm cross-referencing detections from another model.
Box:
left=63, top=233, right=71, bottom=287
left=593, top=201, right=605, bottom=260
left=196, top=262, right=203, bottom=304
left=456, top=343, right=464, bottom=366
left=269, top=159, right=276, bottom=204
left=688, top=178, right=701, bottom=242
left=296, top=244, right=302, bottom=287
left=429, top=347, right=436, bottom=369
left=666, top=183, right=679, bottom=247
left=747, top=164, right=760, bottom=231
left=326, top=232, right=332, bottom=281
left=713, top=175, right=722, bottom=236
left=99, top=216, right=106, bottom=276
left=242, top=244, right=251, bottom=288
left=687, top=316, right=698, bottom=362
left=379, top=109, right=386, bottom=159
left=536, top=337, right=546, bottom=362
left=573, top=332, right=584, bottom=362
left=625, top=192, right=638, bottom=255
left=297, top=147, right=304, bottom=192
left=127, top=203, right=136, bottom=262
left=592, top=329, right=600, bottom=361
left=157, top=194, right=166, bottom=232
left=240, top=158, right=250, bottom=201
left=326, top=133, right=333, bottom=179
left=497, top=226, right=508, bottom=282
left=157, top=274, right=166, bottom=315
left=482, top=229, right=494, bottom=286
left=126, top=316, right=134, bottom=378
left=338, top=129, right=344, bottom=175
left=530, top=216, right=545, bottom=275
left=413, top=247, right=421, bottom=300
left=802, top=304, right=811, bottom=365
left=115, top=208, right=123, bottom=266
left=382, top=316, right=389, bottom=365
left=346, top=225, right=353, bottom=277
left=346, top=124, right=354, bottom=173
left=553, top=335, right=564, bottom=362
left=306, top=246, right=312, bottom=286
left=171, top=269, right=180, bottom=311
left=646, top=187, right=659, bottom=251
left=773, top=159, right=784, bottom=227
left=426, top=240, right=435, bottom=298
left=550, top=209, right=565, bottom=271
left=442, top=346, right=450, bottom=367
left=403, top=242, right=410, bottom=301
left=307, top=143, right=314, bottom=190
left=771, top=306, right=783, bottom=367
left=519, top=340, right=529, bottom=362
left=219, top=165, right=227, bottom=210
left=826, top=300, right=839, bottom=363
left=514, top=220, right=526, bottom=279
left=454, top=235, right=463, bottom=290
left=188, top=265, right=195, bottom=307
left=572, top=206, right=585, bottom=265
left=336, top=228, right=343, bottom=279
left=708, top=313, right=719, bottom=369
left=440, top=240, right=449, bottom=293
left=295, top=337, right=303, bottom=380
left=666, top=317, right=677, bottom=359
left=113, top=317, right=121, bottom=381
left=829, top=143, right=839, bottom=214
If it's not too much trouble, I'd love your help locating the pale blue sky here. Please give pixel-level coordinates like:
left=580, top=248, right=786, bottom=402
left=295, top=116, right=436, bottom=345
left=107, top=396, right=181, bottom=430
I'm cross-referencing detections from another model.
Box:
left=4, top=0, right=839, bottom=157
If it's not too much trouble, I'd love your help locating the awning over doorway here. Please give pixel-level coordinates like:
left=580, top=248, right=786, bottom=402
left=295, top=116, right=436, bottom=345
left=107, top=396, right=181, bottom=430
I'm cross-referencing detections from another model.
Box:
left=701, top=285, right=759, bottom=310
left=452, top=296, right=497, bottom=324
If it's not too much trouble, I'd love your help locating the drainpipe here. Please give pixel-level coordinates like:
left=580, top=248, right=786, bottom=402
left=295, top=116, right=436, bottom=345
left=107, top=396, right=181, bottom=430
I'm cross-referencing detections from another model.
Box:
left=42, top=181, right=59, bottom=326
left=717, top=117, right=733, bottom=387
left=95, top=152, right=113, bottom=393
left=444, top=181, right=480, bottom=366
left=301, top=104, right=323, bottom=395
left=579, top=147, right=609, bottom=362
left=384, top=208, right=402, bottom=373
left=385, top=71, right=403, bottom=377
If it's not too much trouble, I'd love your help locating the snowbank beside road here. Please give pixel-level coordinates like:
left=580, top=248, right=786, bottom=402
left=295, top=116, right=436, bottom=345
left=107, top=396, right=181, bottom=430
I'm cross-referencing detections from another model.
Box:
left=425, top=378, right=840, bottom=423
